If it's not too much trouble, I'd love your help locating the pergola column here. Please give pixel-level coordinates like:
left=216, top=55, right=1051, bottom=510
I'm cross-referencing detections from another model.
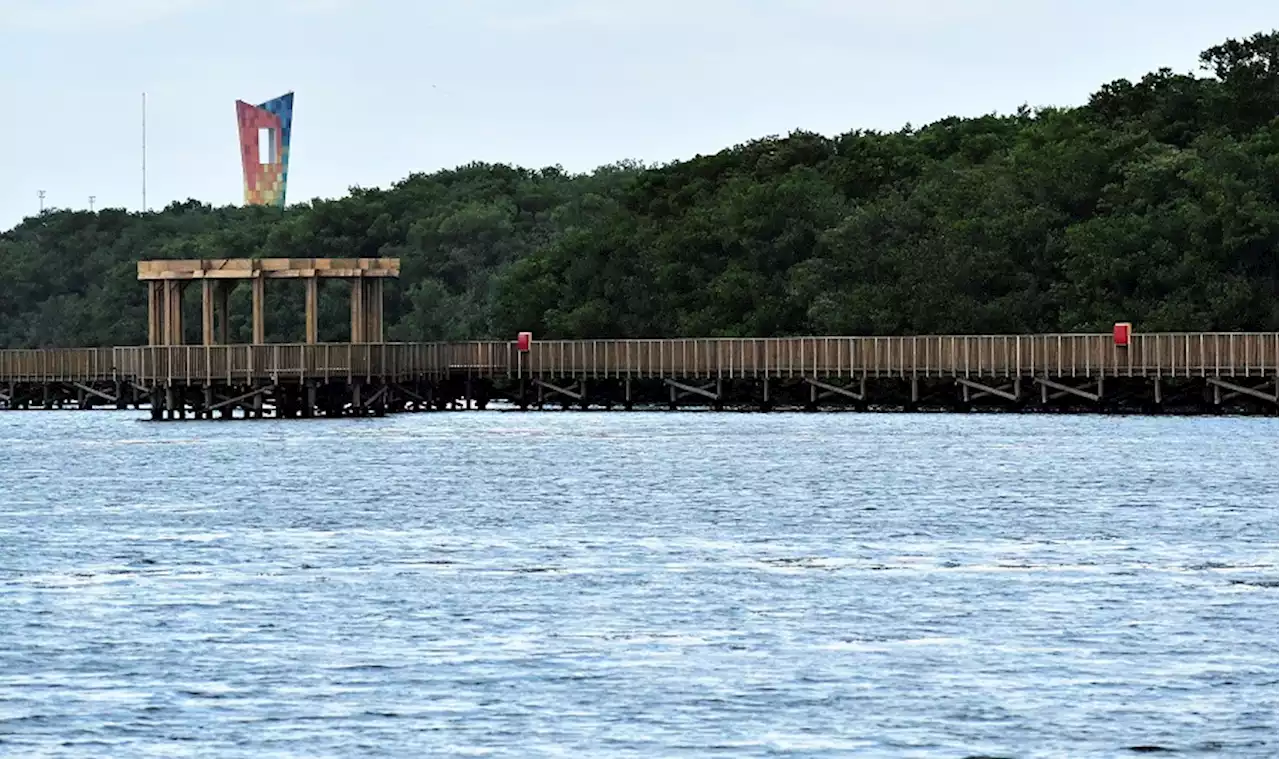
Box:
left=349, top=279, right=385, bottom=343
left=371, top=279, right=384, bottom=342
left=201, top=280, right=236, bottom=346
left=147, top=281, right=163, bottom=346
left=305, top=277, right=319, bottom=344
left=251, top=276, right=266, bottom=344
left=216, top=281, right=231, bottom=344
left=350, top=276, right=365, bottom=343
left=164, top=280, right=185, bottom=345
left=201, top=280, right=216, bottom=346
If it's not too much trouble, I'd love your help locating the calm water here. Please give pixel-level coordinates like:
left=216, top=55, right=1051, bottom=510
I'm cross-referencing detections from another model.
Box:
left=0, top=411, right=1276, bottom=758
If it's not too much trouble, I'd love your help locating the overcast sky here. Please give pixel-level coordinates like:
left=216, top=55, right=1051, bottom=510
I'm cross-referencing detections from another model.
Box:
left=0, top=0, right=1273, bottom=229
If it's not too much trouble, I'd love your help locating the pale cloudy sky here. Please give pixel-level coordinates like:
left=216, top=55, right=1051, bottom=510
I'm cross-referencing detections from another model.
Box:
left=0, top=0, right=1273, bottom=229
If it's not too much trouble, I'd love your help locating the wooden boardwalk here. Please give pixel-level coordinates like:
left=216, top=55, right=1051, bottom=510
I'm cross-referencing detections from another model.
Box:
left=1, top=332, right=1276, bottom=417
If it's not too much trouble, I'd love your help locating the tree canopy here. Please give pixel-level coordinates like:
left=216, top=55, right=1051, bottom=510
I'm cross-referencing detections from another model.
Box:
left=1, top=31, right=1275, bottom=348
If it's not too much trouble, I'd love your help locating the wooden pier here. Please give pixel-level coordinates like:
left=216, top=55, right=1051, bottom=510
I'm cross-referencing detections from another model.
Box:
left=2, top=333, right=1276, bottom=418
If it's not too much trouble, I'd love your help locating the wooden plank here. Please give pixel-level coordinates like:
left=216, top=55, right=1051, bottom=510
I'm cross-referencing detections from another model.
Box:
left=137, top=257, right=401, bottom=280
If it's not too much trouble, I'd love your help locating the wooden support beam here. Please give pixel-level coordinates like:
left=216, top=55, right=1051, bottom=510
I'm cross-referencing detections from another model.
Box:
left=216, top=281, right=231, bottom=345
left=149, top=387, right=163, bottom=420
left=370, top=279, right=384, bottom=343
left=349, top=383, right=387, bottom=411
left=664, top=378, right=719, bottom=401
left=70, top=382, right=117, bottom=403
left=365, top=280, right=378, bottom=344
left=532, top=378, right=583, bottom=401
left=305, top=278, right=319, bottom=344
left=147, top=281, right=163, bottom=346
left=956, top=377, right=1019, bottom=402
left=804, top=376, right=865, bottom=401
left=1034, top=376, right=1100, bottom=403
left=164, top=280, right=185, bottom=345
left=173, top=281, right=184, bottom=345
left=390, top=382, right=428, bottom=404
left=209, top=383, right=276, bottom=412
left=137, top=258, right=401, bottom=281
left=1207, top=377, right=1277, bottom=404
left=365, top=384, right=388, bottom=406
left=251, top=276, right=266, bottom=344
left=201, top=280, right=216, bottom=346
left=373, top=280, right=384, bottom=343
left=350, top=277, right=365, bottom=343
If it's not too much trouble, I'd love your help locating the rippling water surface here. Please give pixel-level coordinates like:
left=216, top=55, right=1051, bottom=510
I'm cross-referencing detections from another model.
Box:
left=0, top=411, right=1276, bottom=757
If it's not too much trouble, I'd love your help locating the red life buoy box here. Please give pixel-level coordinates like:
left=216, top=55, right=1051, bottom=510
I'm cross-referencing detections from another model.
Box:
left=517, top=332, right=532, bottom=352
left=1113, top=322, right=1131, bottom=347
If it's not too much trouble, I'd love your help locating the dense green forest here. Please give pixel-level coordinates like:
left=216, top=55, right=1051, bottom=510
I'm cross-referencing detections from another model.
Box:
left=1, top=32, right=1275, bottom=348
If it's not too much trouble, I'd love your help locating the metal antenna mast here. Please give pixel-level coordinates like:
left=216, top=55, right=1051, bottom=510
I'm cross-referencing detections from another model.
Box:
left=142, top=92, right=147, bottom=212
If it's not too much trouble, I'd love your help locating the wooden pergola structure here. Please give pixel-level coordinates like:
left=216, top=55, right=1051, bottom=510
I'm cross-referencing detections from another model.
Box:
left=137, top=258, right=399, bottom=345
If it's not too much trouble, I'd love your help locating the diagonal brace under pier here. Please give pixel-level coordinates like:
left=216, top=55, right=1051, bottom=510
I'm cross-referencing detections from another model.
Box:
left=209, top=384, right=276, bottom=412
left=70, top=381, right=118, bottom=403
left=1034, top=376, right=1100, bottom=402
left=664, top=378, right=720, bottom=401
left=804, top=376, right=865, bottom=401
left=533, top=379, right=583, bottom=401
left=956, top=377, right=1020, bottom=402
left=390, top=382, right=429, bottom=404
left=350, top=384, right=389, bottom=411
left=1207, top=378, right=1277, bottom=404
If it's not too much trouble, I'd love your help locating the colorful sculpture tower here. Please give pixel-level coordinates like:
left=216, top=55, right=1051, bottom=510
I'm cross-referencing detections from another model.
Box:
left=235, top=92, right=294, bottom=207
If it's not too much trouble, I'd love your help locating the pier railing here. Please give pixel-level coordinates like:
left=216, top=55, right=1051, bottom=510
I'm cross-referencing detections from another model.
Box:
left=474, top=332, right=1279, bottom=380
left=112, top=343, right=456, bottom=384
left=0, top=347, right=117, bottom=382
left=1, top=333, right=1276, bottom=384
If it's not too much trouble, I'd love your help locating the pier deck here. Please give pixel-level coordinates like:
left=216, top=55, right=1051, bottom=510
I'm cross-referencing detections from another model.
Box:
left=2, top=332, right=1276, bottom=417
